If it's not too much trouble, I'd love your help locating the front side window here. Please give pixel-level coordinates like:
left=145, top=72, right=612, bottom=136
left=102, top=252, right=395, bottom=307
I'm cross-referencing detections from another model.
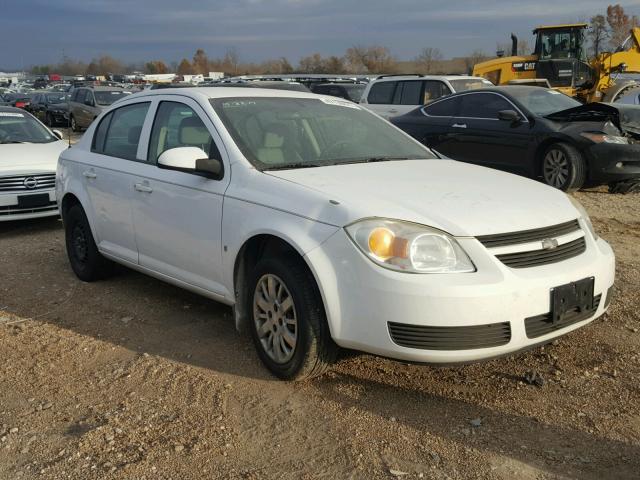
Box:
left=423, top=97, right=459, bottom=117
left=211, top=97, right=434, bottom=170
left=423, top=81, right=451, bottom=104
left=457, top=93, right=512, bottom=119
left=148, top=101, right=220, bottom=163
left=367, top=81, right=396, bottom=104
left=96, top=102, right=150, bottom=160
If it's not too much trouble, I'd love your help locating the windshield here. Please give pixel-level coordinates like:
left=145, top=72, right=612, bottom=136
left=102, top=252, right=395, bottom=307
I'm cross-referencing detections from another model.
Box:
left=210, top=97, right=434, bottom=170
left=45, top=93, right=66, bottom=103
left=0, top=111, right=57, bottom=144
left=506, top=88, right=581, bottom=116
left=94, top=90, right=130, bottom=106
left=449, top=79, right=493, bottom=92
left=537, top=28, right=587, bottom=61
left=342, top=84, right=366, bottom=102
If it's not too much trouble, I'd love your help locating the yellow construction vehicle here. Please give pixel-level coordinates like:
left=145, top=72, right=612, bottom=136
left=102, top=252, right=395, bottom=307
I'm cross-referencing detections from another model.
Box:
left=473, top=24, right=640, bottom=103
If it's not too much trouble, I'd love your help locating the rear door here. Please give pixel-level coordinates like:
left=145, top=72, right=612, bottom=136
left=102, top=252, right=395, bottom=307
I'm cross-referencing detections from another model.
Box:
left=447, top=92, right=532, bottom=173
left=129, top=97, right=231, bottom=296
left=363, top=81, right=398, bottom=118
left=82, top=101, right=151, bottom=263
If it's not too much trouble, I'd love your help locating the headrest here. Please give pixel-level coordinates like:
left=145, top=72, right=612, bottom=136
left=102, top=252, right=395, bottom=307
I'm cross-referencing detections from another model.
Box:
left=264, top=131, right=284, bottom=148
left=179, top=115, right=210, bottom=145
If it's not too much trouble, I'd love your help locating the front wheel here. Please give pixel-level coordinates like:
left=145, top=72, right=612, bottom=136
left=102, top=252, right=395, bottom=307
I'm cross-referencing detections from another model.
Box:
left=542, top=143, right=586, bottom=192
left=247, top=256, right=338, bottom=380
left=64, top=204, right=113, bottom=282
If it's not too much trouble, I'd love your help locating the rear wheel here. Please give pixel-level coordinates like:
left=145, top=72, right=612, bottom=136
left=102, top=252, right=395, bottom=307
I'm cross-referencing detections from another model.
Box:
left=247, top=256, right=338, bottom=380
left=64, top=204, right=113, bottom=281
left=542, top=143, right=586, bottom=192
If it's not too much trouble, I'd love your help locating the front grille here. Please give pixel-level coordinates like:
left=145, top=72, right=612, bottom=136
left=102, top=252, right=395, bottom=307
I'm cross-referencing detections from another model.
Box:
left=495, top=237, right=586, bottom=268
left=525, top=294, right=601, bottom=339
left=388, top=321, right=511, bottom=350
left=0, top=173, right=56, bottom=192
left=477, top=220, right=580, bottom=248
left=0, top=201, right=58, bottom=216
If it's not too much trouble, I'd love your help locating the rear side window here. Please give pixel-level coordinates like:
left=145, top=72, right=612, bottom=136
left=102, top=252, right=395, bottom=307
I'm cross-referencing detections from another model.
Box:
left=367, top=81, right=396, bottom=104
left=94, top=102, right=150, bottom=160
left=423, top=97, right=460, bottom=117
left=399, top=81, right=422, bottom=105
left=458, top=93, right=512, bottom=119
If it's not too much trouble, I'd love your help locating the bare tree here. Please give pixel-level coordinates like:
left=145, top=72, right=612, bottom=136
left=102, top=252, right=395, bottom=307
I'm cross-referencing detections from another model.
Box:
left=588, top=14, right=609, bottom=56
left=177, top=58, right=194, bottom=75
left=222, top=48, right=239, bottom=75
left=607, top=4, right=639, bottom=49
left=464, top=49, right=488, bottom=74
left=345, top=45, right=397, bottom=74
left=192, top=49, right=209, bottom=74
left=415, top=47, right=443, bottom=74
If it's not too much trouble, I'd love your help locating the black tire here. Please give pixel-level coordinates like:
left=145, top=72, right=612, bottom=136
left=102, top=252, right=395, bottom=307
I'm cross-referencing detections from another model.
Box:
left=609, top=179, right=640, bottom=194
left=247, top=256, right=338, bottom=380
left=542, top=142, right=586, bottom=192
left=64, top=204, right=113, bottom=282
left=70, top=115, right=79, bottom=132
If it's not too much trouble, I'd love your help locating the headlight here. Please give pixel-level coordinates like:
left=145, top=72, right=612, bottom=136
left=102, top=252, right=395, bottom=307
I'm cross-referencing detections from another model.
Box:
left=345, top=218, right=475, bottom=273
left=580, top=132, right=628, bottom=144
left=568, top=196, right=598, bottom=240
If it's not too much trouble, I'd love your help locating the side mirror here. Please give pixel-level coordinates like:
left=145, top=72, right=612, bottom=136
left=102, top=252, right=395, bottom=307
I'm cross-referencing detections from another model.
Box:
left=157, top=147, right=223, bottom=179
left=51, top=129, right=63, bottom=140
left=498, top=109, right=520, bottom=122
left=84, top=98, right=94, bottom=107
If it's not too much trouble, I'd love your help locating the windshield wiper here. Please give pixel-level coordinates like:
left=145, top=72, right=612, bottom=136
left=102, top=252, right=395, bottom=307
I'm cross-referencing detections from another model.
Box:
left=339, top=156, right=413, bottom=165
left=263, top=162, right=325, bottom=171
left=0, top=140, right=25, bottom=144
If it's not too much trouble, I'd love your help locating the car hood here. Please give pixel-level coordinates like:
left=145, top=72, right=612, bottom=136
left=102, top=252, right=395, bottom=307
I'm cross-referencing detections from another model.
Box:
left=0, top=141, right=67, bottom=175
left=546, top=102, right=640, bottom=135
left=266, top=160, right=578, bottom=237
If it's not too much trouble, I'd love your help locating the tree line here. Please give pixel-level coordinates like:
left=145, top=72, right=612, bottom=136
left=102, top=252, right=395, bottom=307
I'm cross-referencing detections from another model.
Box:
left=588, top=4, right=639, bottom=56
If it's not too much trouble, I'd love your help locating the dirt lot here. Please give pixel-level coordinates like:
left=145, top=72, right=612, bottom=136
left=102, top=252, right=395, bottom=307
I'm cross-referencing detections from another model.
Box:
left=0, top=185, right=639, bottom=480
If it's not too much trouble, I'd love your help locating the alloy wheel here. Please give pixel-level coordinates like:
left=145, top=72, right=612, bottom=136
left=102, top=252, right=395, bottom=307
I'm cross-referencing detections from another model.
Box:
left=543, top=149, right=570, bottom=188
left=253, top=274, right=298, bottom=364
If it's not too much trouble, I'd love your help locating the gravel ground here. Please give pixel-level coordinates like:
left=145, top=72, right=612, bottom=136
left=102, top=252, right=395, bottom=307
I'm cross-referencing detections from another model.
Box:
left=0, top=181, right=638, bottom=479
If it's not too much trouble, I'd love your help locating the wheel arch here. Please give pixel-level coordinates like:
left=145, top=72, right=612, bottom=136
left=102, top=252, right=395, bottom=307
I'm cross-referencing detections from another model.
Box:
left=534, top=136, right=585, bottom=178
left=232, top=233, right=330, bottom=337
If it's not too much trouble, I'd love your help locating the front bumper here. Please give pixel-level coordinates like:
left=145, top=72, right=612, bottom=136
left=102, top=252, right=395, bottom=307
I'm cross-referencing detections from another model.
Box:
left=0, top=189, right=59, bottom=221
left=305, top=228, right=615, bottom=364
left=586, top=142, right=640, bottom=183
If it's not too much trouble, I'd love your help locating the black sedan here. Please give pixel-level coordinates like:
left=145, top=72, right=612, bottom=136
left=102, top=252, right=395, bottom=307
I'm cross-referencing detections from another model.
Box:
left=391, top=86, right=640, bottom=193
left=28, top=92, right=69, bottom=127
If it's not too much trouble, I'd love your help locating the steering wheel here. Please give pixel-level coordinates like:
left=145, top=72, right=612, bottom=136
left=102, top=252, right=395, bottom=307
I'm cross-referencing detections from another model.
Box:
left=321, top=141, right=356, bottom=159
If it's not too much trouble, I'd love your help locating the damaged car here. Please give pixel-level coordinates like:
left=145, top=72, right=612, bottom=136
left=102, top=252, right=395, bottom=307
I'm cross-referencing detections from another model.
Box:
left=391, top=86, right=640, bottom=193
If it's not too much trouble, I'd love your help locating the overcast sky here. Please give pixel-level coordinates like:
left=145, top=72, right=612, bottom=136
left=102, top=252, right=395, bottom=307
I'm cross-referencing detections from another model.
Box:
left=2, top=0, right=639, bottom=69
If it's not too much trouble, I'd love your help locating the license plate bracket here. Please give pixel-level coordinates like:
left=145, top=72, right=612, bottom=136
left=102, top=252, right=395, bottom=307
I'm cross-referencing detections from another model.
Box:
left=550, top=277, right=595, bottom=323
left=18, top=193, right=50, bottom=208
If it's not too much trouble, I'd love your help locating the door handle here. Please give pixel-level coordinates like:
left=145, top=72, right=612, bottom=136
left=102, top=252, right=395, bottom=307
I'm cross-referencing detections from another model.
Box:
left=82, top=170, right=97, bottom=179
left=134, top=183, right=153, bottom=193
left=452, top=123, right=467, bottom=129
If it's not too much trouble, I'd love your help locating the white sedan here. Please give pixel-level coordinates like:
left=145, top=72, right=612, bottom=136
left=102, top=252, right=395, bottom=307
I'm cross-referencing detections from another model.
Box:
left=1, top=107, right=67, bottom=220
left=56, top=88, right=615, bottom=380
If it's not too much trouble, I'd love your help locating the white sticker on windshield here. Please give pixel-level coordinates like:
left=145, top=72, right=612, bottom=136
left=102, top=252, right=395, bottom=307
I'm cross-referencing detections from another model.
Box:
left=0, top=112, right=25, bottom=117
left=319, top=97, right=361, bottom=109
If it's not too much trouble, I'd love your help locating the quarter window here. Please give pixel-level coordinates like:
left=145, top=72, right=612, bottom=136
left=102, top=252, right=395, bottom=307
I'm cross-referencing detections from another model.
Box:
left=367, top=81, right=396, bottom=104
left=95, top=102, right=150, bottom=160
left=148, top=101, right=221, bottom=163
left=423, top=97, right=459, bottom=117
left=399, top=81, right=422, bottom=105
left=457, top=93, right=513, bottom=119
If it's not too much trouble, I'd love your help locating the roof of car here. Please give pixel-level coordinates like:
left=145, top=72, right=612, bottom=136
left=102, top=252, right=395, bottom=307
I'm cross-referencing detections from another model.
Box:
left=373, top=75, right=488, bottom=82
left=77, top=85, right=126, bottom=91
left=125, top=86, right=324, bottom=101
left=0, top=106, right=30, bottom=113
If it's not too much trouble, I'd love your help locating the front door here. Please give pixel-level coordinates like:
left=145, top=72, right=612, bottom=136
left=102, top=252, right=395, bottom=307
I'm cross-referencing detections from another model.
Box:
left=130, top=98, right=231, bottom=297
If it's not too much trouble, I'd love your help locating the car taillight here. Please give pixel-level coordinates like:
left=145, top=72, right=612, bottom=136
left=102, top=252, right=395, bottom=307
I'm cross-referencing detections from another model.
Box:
left=15, top=102, right=26, bottom=108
